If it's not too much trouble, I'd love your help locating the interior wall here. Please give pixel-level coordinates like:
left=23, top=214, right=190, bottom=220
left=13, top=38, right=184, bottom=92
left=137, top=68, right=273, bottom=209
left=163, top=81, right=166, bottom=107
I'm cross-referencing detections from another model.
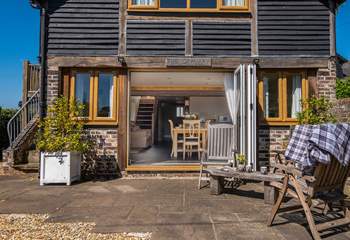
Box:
left=189, top=97, right=230, bottom=121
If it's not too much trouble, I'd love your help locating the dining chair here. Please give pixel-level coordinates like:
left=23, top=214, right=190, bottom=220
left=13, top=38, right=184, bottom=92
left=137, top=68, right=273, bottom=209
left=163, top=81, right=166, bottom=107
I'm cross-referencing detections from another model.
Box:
left=182, top=120, right=202, bottom=160
left=168, top=119, right=183, bottom=158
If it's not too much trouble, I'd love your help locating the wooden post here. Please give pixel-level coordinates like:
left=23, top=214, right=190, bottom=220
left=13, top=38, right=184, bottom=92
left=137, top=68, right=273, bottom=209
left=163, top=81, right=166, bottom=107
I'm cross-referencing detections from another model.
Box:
left=185, top=20, right=193, bottom=57
left=251, top=0, right=258, bottom=56
left=329, top=0, right=336, bottom=57
left=22, top=61, right=30, bottom=129
left=118, top=0, right=127, bottom=56
left=118, top=69, right=128, bottom=171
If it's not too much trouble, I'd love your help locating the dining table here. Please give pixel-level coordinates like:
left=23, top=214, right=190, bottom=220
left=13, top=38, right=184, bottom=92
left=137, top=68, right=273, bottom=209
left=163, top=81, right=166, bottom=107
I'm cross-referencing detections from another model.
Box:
left=172, top=126, right=208, bottom=158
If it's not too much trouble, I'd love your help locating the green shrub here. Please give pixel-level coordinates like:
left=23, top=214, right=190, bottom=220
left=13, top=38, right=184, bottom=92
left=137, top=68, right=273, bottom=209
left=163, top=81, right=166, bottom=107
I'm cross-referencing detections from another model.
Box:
left=297, top=97, right=337, bottom=125
left=0, top=107, right=17, bottom=152
left=36, top=96, right=90, bottom=153
left=336, top=78, right=350, bottom=99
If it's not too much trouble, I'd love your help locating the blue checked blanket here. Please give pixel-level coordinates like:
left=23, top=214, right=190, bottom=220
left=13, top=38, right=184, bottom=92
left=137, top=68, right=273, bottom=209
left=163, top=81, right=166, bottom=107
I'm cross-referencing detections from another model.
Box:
left=285, top=123, right=350, bottom=169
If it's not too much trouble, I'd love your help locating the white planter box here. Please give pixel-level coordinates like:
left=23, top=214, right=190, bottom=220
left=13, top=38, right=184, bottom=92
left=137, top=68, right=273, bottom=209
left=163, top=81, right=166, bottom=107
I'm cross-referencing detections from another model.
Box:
left=40, top=152, right=81, bottom=186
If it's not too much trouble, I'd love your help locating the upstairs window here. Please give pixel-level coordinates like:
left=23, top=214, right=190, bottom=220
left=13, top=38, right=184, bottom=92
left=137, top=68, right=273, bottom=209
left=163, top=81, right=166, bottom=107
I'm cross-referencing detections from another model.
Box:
left=130, top=0, right=157, bottom=9
left=222, top=0, right=245, bottom=7
left=128, top=0, right=249, bottom=11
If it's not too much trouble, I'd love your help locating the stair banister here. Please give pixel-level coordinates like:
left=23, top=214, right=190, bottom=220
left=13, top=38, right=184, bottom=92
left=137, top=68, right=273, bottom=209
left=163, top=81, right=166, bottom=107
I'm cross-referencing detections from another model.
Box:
left=7, top=89, right=40, bottom=147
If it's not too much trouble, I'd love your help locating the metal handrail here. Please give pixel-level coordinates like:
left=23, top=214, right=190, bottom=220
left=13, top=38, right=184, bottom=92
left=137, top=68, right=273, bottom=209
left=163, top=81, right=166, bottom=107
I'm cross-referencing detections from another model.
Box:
left=7, top=89, right=40, bottom=147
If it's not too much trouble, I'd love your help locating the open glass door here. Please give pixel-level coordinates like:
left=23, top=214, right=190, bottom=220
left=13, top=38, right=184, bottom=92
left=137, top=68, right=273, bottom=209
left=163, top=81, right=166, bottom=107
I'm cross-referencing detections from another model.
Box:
left=226, top=64, right=257, bottom=170
left=247, top=64, right=257, bottom=170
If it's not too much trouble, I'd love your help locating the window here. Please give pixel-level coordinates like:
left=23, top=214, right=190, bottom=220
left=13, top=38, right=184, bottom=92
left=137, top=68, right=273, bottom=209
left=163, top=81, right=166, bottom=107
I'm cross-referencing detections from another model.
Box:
left=258, top=71, right=308, bottom=125
left=130, top=0, right=158, bottom=8
left=96, top=73, right=115, bottom=118
left=222, top=0, right=245, bottom=7
left=128, top=0, right=249, bottom=11
left=176, top=106, right=184, bottom=117
left=70, top=70, right=118, bottom=124
left=74, top=73, right=91, bottom=117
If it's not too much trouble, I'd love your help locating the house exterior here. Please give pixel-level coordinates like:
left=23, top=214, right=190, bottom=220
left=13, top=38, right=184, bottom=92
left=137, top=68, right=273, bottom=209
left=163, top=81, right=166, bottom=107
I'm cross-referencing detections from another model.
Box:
left=3, top=0, right=345, bottom=177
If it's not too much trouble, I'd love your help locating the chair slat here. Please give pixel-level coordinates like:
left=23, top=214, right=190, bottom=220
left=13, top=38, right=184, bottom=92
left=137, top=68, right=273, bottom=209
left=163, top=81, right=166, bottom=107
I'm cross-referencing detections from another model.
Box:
left=313, top=158, right=349, bottom=194
left=207, top=124, right=235, bottom=161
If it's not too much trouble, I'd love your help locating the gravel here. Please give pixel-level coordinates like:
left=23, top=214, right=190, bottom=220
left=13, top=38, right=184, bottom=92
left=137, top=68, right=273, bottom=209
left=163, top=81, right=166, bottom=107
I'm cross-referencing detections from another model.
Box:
left=0, top=214, right=152, bottom=240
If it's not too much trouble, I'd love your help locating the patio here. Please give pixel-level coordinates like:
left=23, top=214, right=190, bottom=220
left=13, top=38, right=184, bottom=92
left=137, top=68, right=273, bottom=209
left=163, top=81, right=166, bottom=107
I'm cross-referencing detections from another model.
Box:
left=0, top=174, right=349, bottom=240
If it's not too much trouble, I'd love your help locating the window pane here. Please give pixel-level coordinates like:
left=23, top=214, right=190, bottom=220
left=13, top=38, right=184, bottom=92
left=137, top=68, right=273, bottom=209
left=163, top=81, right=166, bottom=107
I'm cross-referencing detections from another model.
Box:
left=132, top=0, right=155, bottom=6
left=160, top=0, right=187, bottom=8
left=263, top=73, right=279, bottom=118
left=75, top=73, right=90, bottom=117
left=97, top=73, right=114, bottom=118
left=191, top=0, right=216, bottom=8
left=287, top=74, right=302, bottom=118
left=222, top=0, right=245, bottom=7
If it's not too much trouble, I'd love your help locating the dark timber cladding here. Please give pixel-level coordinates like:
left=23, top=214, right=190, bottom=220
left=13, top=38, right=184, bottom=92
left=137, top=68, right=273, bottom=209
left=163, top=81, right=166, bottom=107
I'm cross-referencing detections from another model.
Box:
left=258, top=0, right=330, bottom=56
left=47, top=0, right=119, bottom=56
left=193, top=22, right=251, bottom=56
left=126, top=20, right=186, bottom=56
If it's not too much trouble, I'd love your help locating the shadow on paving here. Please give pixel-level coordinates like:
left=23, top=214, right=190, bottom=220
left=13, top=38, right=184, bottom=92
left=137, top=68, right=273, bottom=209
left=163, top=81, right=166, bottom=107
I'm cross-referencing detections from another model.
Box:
left=0, top=175, right=350, bottom=240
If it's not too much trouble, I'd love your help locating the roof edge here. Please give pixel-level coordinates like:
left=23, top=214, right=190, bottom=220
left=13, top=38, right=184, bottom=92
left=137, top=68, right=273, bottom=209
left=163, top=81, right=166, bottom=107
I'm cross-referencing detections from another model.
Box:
left=30, top=0, right=45, bottom=9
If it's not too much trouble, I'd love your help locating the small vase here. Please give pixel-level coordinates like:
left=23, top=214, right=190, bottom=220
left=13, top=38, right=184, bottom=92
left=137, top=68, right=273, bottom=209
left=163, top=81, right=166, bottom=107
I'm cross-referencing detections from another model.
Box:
left=245, top=165, right=252, bottom=173
left=238, top=164, right=245, bottom=172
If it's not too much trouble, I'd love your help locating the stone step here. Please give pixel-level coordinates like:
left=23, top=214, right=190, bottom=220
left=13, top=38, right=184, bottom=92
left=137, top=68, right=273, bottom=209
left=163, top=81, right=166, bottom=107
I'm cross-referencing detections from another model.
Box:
left=13, top=163, right=39, bottom=173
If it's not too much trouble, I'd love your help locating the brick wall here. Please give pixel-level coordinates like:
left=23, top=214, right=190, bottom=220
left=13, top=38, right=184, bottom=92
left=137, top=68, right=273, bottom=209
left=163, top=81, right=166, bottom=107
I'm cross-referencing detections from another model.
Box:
left=334, top=98, right=350, bottom=122
left=258, top=126, right=291, bottom=167
left=83, top=127, right=120, bottom=179
left=46, top=65, right=60, bottom=110
left=317, top=59, right=337, bottom=101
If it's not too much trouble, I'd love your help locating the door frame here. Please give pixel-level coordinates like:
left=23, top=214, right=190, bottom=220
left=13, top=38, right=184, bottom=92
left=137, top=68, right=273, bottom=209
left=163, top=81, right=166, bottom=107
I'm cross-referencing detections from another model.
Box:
left=124, top=68, right=253, bottom=172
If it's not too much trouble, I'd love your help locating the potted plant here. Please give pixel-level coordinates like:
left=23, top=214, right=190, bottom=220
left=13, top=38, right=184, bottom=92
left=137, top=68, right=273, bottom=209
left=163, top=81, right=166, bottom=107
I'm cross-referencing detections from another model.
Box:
left=236, top=154, right=246, bottom=172
left=37, top=97, right=89, bottom=186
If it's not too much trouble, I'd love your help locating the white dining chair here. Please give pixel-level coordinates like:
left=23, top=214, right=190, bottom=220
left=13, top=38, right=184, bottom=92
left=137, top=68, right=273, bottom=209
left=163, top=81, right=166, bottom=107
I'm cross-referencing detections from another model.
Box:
left=198, top=123, right=237, bottom=189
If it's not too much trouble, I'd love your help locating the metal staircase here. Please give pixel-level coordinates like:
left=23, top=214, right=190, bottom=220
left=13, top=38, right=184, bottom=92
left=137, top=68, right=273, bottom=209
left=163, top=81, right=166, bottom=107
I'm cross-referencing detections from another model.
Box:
left=2, top=61, right=41, bottom=170
left=7, top=90, right=40, bottom=149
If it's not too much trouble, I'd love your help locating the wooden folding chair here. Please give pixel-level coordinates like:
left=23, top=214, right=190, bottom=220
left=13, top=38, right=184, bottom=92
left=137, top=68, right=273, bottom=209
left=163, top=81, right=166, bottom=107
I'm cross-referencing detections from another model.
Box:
left=268, top=157, right=350, bottom=240
left=198, top=123, right=236, bottom=189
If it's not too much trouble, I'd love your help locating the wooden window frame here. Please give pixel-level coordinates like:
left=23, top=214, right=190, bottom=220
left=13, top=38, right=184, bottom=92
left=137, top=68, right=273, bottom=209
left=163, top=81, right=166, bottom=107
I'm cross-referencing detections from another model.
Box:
left=68, top=69, right=119, bottom=125
left=128, top=0, right=159, bottom=10
left=258, top=70, right=308, bottom=126
left=128, top=0, right=249, bottom=12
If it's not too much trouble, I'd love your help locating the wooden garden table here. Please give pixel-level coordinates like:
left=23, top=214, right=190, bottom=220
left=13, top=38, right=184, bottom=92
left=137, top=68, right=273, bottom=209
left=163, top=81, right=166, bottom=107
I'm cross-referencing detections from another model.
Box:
left=206, top=167, right=284, bottom=205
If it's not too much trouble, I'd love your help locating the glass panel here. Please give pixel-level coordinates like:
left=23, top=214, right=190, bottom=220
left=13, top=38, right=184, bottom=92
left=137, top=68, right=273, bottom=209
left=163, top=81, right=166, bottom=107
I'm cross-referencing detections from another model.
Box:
left=176, top=106, right=184, bottom=117
left=160, top=0, right=187, bottom=8
left=75, top=73, right=90, bottom=117
left=263, top=73, right=279, bottom=118
left=131, top=0, right=155, bottom=6
left=287, top=74, right=302, bottom=118
left=191, top=0, right=216, bottom=8
left=222, top=0, right=245, bottom=7
left=97, top=73, right=114, bottom=118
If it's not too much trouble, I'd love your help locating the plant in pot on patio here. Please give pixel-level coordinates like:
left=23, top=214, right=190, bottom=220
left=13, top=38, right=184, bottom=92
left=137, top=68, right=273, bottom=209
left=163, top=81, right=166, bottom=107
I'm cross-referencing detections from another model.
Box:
left=236, top=154, right=247, bottom=172
left=36, top=97, right=89, bottom=186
